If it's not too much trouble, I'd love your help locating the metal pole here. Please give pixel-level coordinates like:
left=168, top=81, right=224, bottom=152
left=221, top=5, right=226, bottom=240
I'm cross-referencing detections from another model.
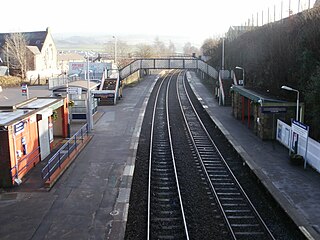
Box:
left=221, top=38, right=225, bottom=70
left=86, top=54, right=93, bottom=132
left=242, top=69, right=245, bottom=86
left=113, top=36, right=117, bottom=66
left=296, top=90, right=299, bottom=121
left=66, top=74, right=70, bottom=137
left=289, top=0, right=291, bottom=16
left=6, top=44, right=9, bottom=75
left=281, top=1, right=283, bottom=21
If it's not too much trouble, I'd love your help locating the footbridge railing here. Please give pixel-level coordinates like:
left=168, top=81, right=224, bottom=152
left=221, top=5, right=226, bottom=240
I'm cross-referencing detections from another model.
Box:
left=119, top=58, right=218, bottom=80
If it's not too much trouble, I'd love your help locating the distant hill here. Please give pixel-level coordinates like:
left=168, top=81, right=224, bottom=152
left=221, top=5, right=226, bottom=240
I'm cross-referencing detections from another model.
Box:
left=53, top=33, right=203, bottom=52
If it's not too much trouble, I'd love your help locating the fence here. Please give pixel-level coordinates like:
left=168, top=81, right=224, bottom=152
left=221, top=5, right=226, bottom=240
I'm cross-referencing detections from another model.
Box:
left=41, top=124, right=89, bottom=181
left=276, top=119, right=320, bottom=173
left=119, top=58, right=218, bottom=80
left=48, top=76, right=79, bottom=90
left=242, top=0, right=317, bottom=27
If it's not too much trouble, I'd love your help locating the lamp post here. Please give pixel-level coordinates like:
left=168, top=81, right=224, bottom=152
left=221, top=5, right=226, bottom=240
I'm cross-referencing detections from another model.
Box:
left=281, top=85, right=300, bottom=121
left=66, top=72, right=70, bottom=137
left=86, top=53, right=93, bottom=132
left=113, top=36, right=117, bottom=66
left=221, top=37, right=225, bottom=70
left=235, top=66, right=245, bottom=86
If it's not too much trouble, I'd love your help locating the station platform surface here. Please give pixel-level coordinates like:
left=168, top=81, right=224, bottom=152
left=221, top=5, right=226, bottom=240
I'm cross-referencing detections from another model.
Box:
left=188, top=71, right=320, bottom=240
left=0, top=75, right=156, bottom=240
left=0, top=71, right=319, bottom=240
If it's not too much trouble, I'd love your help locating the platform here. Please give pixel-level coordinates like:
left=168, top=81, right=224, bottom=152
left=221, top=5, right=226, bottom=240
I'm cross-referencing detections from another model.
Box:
left=188, top=71, right=320, bottom=240
left=0, top=75, right=157, bottom=240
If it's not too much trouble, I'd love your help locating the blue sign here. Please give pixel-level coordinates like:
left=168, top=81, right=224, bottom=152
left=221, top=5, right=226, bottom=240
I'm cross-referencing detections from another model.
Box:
left=292, top=120, right=308, bottom=131
left=14, top=121, right=25, bottom=134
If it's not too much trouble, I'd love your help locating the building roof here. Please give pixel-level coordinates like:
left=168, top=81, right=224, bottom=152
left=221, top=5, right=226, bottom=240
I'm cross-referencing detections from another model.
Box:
left=52, top=80, right=100, bottom=93
left=0, top=97, right=64, bottom=126
left=0, top=29, right=48, bottom=52
left=228, top=26, right=254, bottom=31
left=0, top=109, right=33, bottom=126
left=226, top=26, right=258, bottom=40
left=27, top=46, right=41, bottom=55
left=230, top=85, right=288, bottom=104
left=58, top=53, right=86, bottom=62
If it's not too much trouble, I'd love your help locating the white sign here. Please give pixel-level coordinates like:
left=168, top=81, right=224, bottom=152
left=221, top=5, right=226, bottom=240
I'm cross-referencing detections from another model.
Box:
left=21, top=83, right=28, bottom=97
left=291, top=120, right=310, bottom=169
left=292, top=120, right=309, bottom=139
left=67, top=87, right=82, bottom=95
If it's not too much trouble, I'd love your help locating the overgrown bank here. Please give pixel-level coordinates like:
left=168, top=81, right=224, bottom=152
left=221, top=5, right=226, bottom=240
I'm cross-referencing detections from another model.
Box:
left=0, top=76, right=23, bottom=87
left=207, top=7, right=320, bottom=140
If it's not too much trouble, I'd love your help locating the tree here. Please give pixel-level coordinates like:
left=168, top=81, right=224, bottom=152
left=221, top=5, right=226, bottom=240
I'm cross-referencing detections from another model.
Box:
left=135, top=43, right=154, bottom=58
left=183, top=42, right=199, bottom=56
left=168, top=41, right=176, bottom=56
left=5, top=32, right=28, bottom=79
left=304, top=65, right=320, bottom=140
left=153, top=37, right=167, bottom=57
left=201, top=38, right=219, bottom=57
left=105, top=39, right=132, bottom=68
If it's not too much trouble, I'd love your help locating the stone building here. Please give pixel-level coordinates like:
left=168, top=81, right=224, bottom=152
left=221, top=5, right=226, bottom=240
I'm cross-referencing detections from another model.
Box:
left=0, top=27, right=59, bottom=81
left=230, top=85, right=303, bottom=140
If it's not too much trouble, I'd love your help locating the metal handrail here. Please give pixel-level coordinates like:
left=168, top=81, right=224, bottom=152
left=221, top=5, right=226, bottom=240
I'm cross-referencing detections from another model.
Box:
left=41, top=124, right=89, bottom=181
left=219, top=72, right=225, bottom=105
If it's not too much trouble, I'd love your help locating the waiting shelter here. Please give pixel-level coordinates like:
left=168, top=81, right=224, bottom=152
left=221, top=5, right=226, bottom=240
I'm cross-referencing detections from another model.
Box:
left=0, top=97, right=68, bottom=187
left=230, top=85, right=303, bottom=140
left=51, top=80, right=99, bottom=120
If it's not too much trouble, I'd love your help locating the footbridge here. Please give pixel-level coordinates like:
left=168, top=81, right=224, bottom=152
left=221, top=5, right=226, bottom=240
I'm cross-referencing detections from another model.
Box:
left=119, top=58, right=218, bottom=80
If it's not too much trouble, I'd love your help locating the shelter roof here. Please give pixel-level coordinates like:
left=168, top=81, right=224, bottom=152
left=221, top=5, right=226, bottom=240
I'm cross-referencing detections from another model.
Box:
left=230, top=85, right=288, bottom=104
left=52, top=80, right=100, bottom=92
left=0, top=97, right=64, bottom=126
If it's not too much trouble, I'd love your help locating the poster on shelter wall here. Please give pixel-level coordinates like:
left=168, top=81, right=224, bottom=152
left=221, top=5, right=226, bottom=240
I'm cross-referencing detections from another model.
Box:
left=68, top=62, right=112, bottom=76
left=291, top=132, right=299, bottom=153
left=276, top=120, right=291, bottom=148
left=49, top=121, right=53, bottom=143
left=14, top=121, right=25, bottom=135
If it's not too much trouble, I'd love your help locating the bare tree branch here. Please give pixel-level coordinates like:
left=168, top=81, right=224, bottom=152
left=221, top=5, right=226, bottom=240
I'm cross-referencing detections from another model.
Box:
left=5, top=33, right=28, bottom=79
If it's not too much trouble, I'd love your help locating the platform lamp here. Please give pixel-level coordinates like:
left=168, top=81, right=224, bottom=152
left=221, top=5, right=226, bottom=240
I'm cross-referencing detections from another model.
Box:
left=113, top=35, right=117, bottom=66
left=281, top=85, right=300, bottom=122
left=86, top=53, right=93, bottom=132
left=235, top=66, right=245, bottom=86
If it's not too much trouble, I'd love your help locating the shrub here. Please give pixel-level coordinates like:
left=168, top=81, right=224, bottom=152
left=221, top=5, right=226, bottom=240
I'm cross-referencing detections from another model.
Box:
left=289, top=154, right=304, bottom=166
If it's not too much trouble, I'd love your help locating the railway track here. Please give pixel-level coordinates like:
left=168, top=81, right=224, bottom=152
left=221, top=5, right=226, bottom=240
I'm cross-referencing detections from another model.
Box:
left=126, top=70, right=304, bottom=239
left=177, top=72, right=275, bottom=240
left=147, top=71, right=189, bottom=239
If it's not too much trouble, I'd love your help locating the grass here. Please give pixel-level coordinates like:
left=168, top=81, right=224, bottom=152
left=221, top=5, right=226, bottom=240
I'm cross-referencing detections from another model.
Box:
left=0, top=76, right=23, bottom=87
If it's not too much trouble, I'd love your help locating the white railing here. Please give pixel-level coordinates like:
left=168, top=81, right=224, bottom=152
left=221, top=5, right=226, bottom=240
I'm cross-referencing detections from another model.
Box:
left=119, top=58, right=218, bottom=80
left=231, top=70, right=238, bottom=85
left=218, top=72, right=225, bottom=106
left=48, top=76, right=79, bottom=90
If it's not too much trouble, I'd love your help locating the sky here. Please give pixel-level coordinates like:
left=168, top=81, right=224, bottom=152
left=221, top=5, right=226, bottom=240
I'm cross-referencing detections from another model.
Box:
left=2, top=0, right=317, bottom=45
